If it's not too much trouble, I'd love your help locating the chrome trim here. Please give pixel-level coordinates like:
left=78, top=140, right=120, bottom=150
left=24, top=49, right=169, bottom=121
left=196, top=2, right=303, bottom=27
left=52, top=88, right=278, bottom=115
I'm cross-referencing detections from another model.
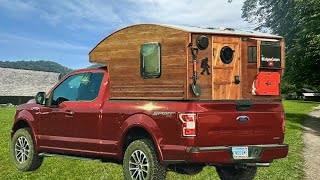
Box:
left=186, top=144, right=288, bottom=153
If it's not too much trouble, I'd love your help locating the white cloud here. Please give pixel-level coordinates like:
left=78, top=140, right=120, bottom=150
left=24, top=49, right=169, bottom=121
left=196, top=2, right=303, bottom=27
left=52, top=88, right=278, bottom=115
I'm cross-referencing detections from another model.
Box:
left=0, top=32, right=89, bottom=51
left=0, top=0, right=251, bottom=31
left=122, top=0, right=250, bottom=29
left=38, top=1, right=122, bottom=30
left=0, top=0, right=35, bottom=12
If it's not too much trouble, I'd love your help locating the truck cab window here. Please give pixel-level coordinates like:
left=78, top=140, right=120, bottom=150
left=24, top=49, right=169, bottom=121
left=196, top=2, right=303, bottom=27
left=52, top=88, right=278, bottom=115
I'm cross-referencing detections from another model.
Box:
left=77, top=72, right=104, bottom=101
left=52, top=74, right=85, bottom=106
left=248, top=46, right=257, bottom=63
left=140, top=43, right=161, bottom=78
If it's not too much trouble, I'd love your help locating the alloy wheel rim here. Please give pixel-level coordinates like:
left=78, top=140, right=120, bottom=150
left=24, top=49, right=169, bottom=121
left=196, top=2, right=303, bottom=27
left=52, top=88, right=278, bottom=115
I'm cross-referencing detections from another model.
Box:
left=129, top=150, right=149, bottom=180
left=15, top=136, right=30, bottom=164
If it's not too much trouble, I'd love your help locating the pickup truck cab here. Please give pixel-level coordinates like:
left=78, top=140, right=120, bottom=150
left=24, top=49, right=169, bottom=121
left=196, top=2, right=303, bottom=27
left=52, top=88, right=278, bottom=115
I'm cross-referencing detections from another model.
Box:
left=12, top=24, right=289, bottom=180
left=11, top=66, right=288, bottom=180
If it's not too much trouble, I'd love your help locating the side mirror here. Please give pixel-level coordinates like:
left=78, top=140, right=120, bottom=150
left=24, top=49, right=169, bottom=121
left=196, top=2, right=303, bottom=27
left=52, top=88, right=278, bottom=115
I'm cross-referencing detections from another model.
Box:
left=35, top=92, right=46, bottom=105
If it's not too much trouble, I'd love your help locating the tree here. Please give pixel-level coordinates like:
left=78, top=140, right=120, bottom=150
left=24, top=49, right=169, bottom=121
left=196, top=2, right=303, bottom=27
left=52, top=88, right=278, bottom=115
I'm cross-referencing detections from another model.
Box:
left=241, top=0, right=320, bottom=89
left=286, top=0, right=320, bottom=87
left=0, top=60, right=73, bottom=77
left=241, top=0, right=297, bottom=49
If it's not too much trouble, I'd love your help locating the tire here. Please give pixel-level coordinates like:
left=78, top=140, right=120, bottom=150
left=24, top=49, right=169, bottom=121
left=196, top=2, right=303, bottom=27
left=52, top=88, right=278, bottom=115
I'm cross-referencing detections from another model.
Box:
left=216, top=166, right=257, bottom=180
left=123, top=139, right=167, bottom=180
left=11, top=128, right=43, bottom=171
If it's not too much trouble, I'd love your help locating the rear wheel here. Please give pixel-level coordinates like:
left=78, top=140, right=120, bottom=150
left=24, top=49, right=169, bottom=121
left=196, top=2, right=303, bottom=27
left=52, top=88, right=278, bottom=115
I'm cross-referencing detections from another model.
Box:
left=216, top=166, right=257, bottom=180
left=123, top=139, right=167, bottom=180
left=11, top=128, right=43, bottom=171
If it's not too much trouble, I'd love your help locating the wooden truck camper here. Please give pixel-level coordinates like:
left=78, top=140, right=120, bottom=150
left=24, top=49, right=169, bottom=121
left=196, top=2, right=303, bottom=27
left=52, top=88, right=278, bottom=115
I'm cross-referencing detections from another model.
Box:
left=89, top=24, right=285, bottom=101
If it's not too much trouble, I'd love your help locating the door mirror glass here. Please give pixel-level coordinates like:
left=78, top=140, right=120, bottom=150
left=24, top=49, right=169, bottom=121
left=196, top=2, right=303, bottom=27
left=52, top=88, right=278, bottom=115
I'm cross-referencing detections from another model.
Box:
left=35, top=92, right=46, bottom=105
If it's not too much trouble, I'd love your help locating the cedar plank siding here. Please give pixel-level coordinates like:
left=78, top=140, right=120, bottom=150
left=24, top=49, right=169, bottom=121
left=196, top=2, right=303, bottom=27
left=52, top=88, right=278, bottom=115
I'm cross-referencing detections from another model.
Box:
left=90, top=24, right=189, bottom=100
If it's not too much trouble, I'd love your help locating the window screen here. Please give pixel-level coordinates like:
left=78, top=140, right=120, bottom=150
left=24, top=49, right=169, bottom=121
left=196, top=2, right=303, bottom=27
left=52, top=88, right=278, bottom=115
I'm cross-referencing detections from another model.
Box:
left=248, top=46, right=257, bottom=63
left=140, top=43, right=161, bottom=78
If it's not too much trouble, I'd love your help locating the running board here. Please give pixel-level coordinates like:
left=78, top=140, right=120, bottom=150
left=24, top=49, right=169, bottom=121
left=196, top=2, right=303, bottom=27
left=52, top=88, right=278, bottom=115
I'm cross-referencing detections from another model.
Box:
left=38, top=153, right=98, bottom=161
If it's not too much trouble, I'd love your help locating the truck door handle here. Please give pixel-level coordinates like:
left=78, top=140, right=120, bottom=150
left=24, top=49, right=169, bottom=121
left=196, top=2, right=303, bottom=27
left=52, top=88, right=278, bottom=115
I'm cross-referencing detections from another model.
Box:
left=65, top=110, right=74, bottom=116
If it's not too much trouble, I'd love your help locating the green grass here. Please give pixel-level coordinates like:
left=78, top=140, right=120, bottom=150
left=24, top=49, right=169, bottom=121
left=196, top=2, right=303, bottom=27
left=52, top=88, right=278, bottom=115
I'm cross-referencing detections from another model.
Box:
left=0, top=100, right=318, bottom=179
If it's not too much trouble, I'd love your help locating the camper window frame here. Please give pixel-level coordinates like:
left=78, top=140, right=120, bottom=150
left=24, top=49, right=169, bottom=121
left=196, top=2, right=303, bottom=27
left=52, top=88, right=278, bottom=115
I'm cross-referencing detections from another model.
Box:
left=248, top=46, right=257, bottom=63
left=140, top=42, right=161, bottom=79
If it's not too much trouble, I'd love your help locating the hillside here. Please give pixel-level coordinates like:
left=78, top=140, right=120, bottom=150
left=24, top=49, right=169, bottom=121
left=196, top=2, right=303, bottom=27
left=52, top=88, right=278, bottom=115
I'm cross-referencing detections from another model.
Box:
left=0, top=60, right=72, bottom=78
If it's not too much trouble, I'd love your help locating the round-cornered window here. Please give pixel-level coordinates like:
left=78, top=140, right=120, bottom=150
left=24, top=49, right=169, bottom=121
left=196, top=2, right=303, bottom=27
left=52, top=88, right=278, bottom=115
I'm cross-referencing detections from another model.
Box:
left=220, top=46, right=234, bottom=64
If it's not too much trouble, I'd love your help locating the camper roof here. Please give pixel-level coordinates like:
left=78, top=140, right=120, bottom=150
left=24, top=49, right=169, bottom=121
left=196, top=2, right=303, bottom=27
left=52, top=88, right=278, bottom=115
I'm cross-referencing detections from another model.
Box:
left=160, top=24, right=282, bottom=39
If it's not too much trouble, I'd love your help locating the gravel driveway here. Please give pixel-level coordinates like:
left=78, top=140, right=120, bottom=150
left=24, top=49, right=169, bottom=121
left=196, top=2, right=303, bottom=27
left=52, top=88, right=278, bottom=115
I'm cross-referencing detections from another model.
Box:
left=303, top=105, right=320, bottom=180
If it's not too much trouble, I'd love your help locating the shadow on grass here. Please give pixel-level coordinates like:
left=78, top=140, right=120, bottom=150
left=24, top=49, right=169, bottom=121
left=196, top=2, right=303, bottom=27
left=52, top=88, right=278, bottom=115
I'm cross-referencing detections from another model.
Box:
left=302, top=111, right=320, bottom=136
left=286, top=111, right=320, bottom=137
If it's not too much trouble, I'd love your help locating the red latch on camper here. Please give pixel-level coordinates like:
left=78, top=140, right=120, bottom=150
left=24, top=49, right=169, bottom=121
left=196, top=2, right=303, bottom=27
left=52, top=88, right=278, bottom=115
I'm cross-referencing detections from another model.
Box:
left=252, top=72, right=280, bottom=96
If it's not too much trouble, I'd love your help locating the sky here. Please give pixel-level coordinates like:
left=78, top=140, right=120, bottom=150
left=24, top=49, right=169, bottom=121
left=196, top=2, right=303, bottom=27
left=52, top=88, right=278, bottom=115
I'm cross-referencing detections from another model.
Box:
left=0, top=0, right=251, bottom=69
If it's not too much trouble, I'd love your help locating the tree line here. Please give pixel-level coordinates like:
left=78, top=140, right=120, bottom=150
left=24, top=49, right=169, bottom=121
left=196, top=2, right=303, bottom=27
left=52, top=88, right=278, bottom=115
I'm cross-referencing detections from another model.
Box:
left=0, top=60, right=73, bottom=78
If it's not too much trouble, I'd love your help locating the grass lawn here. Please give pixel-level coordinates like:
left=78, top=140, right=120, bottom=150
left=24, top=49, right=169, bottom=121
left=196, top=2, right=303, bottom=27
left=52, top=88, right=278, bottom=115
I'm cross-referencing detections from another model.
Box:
left=0, top=100, right=318, bottom=179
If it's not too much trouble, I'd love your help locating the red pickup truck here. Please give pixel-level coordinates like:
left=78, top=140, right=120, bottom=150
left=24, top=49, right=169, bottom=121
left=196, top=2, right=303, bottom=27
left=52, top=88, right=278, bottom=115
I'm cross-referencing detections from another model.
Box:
left=11, top=67, right=288, bottom=180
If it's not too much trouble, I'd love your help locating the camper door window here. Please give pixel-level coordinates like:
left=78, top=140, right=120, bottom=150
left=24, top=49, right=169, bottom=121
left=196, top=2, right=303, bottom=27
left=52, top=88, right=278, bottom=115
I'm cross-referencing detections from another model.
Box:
left=140, top=43, right=161, bottom=79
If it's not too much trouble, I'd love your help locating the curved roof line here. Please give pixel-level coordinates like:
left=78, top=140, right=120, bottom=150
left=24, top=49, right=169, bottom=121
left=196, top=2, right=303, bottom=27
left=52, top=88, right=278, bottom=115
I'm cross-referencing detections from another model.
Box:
left=89, top=24, right=283, bottom=54
left=89, top=24, right=183, bottom=55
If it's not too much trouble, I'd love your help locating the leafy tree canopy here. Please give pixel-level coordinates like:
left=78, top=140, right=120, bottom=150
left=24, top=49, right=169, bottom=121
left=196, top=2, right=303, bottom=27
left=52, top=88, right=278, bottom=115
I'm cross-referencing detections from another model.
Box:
left=242, top=0, right=320, bottom=89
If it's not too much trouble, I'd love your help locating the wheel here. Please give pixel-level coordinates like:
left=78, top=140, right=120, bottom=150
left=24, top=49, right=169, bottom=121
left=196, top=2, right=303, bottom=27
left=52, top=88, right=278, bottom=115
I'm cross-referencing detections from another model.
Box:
left=11, top=128, right=43, bottom=171
left=123, top=139, right=167, bottom=180
left=216, top=166, right=257, bottom=180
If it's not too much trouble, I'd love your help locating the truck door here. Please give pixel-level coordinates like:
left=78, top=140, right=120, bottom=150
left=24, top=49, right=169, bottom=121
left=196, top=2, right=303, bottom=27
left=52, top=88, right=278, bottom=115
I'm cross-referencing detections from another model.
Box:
left=38, top=73, right=86, bottom=150
left=71, top=72, right=106, bottom=153
left=212, top=37, right=241, bottom=100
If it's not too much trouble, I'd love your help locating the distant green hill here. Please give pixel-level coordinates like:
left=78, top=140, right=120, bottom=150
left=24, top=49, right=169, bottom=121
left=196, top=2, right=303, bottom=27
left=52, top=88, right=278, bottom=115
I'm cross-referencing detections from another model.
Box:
left=0, top=60, right=73, bottom=78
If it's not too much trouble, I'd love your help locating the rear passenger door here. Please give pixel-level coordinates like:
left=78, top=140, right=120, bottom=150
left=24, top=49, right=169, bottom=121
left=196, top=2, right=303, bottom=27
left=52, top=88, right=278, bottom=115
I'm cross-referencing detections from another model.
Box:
left=71, top=72, right=106, bottom=153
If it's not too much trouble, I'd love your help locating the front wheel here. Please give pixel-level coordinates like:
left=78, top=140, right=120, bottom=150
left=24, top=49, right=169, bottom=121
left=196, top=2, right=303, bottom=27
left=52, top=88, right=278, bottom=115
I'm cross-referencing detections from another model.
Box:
left=123, top=139, right=167, bottom=180
left=216, top=166, right=257, bottom=180
left=11, top=128, right=43, bottom=171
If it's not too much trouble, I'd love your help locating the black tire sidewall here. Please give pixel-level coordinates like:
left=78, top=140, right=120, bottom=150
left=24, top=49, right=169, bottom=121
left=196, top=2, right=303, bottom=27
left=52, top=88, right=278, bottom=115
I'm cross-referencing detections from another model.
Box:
left=123, top=140, right=156, bottom=180
left=11, top=128, right=38, bottom=171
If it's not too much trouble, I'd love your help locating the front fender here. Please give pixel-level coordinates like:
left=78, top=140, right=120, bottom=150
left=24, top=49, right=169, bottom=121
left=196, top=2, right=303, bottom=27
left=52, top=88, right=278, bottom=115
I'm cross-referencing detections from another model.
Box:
left=12, top=110, right=39, bottom=149
left=119, top=113, right=164, bottom=161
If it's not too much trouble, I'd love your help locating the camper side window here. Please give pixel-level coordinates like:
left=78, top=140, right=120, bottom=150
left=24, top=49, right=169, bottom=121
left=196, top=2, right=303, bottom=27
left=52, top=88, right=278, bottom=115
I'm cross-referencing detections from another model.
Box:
left=140, top=43, right=161, bottom=79
left=248, top=46, right=257, bottom=63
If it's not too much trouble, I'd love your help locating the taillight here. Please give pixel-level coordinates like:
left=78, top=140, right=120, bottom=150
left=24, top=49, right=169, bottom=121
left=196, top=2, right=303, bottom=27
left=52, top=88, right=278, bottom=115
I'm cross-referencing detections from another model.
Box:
left=281, top=111, right=285, bottom=133
left=178, top=113, right=197, bottom=137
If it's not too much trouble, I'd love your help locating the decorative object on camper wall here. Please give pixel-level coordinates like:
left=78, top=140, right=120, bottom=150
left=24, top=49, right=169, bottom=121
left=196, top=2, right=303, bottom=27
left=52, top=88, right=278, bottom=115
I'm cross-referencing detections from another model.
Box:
left=200, top=57, right=211, bottom=75
left=196, top=35, right=209, bottom=50
left=220, top=46, right=234, bottom=64
left=188, top=43, right=201, bottom=97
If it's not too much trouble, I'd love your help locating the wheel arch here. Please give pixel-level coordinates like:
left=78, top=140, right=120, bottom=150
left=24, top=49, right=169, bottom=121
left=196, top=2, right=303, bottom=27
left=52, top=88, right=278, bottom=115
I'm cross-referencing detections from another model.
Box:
left=119, top=114, right=164, bottom=161
left=11, top=118, right=39, bottom=150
